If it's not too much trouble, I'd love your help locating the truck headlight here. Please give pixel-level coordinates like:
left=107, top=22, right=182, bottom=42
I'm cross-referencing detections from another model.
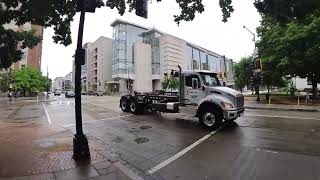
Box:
left=222, top=102, right=233, bottom=109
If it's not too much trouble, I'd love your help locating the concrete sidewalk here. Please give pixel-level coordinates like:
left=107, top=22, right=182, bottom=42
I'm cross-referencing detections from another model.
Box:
left=0, top=117, right=142, bottom=180
left=1, top=153, right=142, bottom=180
left=0, top=134, right=142, bottom=180
left=245, top=101, right=320, bottom=112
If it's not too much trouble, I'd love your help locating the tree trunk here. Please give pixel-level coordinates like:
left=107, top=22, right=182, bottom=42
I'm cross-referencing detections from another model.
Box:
left=240, top=88, right=243, bottom=93
left=267, top=84, right=270, bottom=93
left=312, top=79, right=317, bottom=100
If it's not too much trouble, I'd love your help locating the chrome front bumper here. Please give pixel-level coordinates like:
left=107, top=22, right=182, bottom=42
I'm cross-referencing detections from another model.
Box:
left=223, top=108, right=245, bottom=121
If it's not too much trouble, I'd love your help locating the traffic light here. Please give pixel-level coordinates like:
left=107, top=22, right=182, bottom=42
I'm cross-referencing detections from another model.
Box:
left=255, top=59, right=262, bottom=70
left=135, top=0, right=148, bottom=18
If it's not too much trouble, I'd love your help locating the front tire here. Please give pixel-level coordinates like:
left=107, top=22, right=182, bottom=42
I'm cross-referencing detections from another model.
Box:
left=199, top=108, right=222, bottom=130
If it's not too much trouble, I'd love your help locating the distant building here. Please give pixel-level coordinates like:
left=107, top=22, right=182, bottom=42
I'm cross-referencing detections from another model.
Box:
left=3, top=22, right=44, bottom=70
left=64, top=72, right=73, bottom=91
left=82, top=37, right=112, bottom=94
left=293, top=77, right=320, bottom=91
left=52, top=77, right=64, bottom=91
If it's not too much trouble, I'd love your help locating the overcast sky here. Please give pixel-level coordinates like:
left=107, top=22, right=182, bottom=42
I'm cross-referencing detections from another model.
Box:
left=41, top=0, right=261, bottom=79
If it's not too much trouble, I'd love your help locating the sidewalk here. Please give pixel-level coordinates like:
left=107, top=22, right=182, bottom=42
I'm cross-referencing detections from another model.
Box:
left=0, top=121, right=142, bottom=180
left=0, top=133, right=142, bottom=180
left=245, top=101, right=320, bottom=112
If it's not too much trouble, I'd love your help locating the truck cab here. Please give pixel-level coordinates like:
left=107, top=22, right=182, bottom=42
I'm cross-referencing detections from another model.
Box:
left=181, top=70, right=244, bottom=122
left=119, top=67, right=244, bottom=130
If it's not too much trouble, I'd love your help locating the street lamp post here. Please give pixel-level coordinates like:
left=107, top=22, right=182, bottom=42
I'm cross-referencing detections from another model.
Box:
left=73, top=0, right=90, bottom=160
left=243, top=25, right=260, bottom=101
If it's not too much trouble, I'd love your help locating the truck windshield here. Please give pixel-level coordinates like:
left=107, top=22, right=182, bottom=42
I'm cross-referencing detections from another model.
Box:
left=200, top=73, right=221, bottom=87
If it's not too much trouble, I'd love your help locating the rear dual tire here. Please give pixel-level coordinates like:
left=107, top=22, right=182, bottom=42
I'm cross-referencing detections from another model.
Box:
left=129, top=100, right=142, bottom=114
left=120, top=97, right=130, bottom=112
left=120, top=98, right=142, bottom=114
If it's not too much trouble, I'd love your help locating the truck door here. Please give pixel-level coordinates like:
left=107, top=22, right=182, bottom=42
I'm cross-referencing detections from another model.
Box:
left=184, top=74, right=203, bottom=105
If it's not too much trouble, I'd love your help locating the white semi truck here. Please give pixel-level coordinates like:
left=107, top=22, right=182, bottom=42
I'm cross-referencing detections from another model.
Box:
left=119, top=66, right=244, bottom=130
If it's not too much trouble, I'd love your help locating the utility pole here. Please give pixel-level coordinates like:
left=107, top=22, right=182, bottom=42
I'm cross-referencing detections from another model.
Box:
left=243, top=25, right=260, bottom=101
left=72, top=0, right=147, bottom=160
left=73, top=0, right=91, bottom=160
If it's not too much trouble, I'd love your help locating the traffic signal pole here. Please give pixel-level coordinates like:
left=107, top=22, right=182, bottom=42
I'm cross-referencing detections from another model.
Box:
left=73, top=0, right=90, bottom=160
left=243, top=25, right=260, bottom=101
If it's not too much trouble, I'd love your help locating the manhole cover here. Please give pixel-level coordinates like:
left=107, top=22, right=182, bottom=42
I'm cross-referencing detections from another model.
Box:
left=112, top=136, right=123, bottom=143
left=134, top=137, right=149, bottom=144
left=140, top=126, right=152, bottom=130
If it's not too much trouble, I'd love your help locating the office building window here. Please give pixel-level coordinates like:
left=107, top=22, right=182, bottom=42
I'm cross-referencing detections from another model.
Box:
left=186, top=45, right=193, bottom=70
left=220, top=57, right=225, bottom=72
left=141, top=31, right=161, bottom=75
left=208, top=54, right=221, bottom=73
left=200, top=51, right=208, bottom=70
left=192, top=48, right=200, bottom=70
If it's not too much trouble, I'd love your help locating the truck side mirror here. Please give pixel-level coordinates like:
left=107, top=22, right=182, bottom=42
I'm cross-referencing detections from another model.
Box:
left=192, top=78, right=199, bottom=89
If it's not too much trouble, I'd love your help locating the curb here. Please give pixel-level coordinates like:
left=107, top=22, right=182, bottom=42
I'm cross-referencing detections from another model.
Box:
left=245, top=106, right=319, bottom=112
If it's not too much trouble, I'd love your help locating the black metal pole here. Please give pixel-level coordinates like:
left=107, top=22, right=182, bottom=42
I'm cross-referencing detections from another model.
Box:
left=73, top=0, right=90, bottom=160
left=9, top=67, right=12, bottom=101
left=47, top=66, right=49, bottom=97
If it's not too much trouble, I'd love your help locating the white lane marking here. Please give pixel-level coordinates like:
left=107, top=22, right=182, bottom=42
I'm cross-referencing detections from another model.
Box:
left=147, top=130, right=219, bottom=174
left=62, top=114, right=133, bottom=128
left=245, top=113, right=320, bottom=121
left=42, top=103, right=52, bottom=125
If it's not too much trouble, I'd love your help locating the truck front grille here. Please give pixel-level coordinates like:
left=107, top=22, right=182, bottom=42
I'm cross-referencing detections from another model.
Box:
left=236, top=95, right=244, bottom=108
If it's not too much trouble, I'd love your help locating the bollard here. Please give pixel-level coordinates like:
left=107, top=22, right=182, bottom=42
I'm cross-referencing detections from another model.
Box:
left=298, top=96, right=300, bottom=106
left=268, top=96, right=271, bottom=105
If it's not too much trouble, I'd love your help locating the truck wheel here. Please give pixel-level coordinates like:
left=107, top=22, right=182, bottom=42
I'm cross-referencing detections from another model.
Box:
left=129, top=99, right=140, bottom=114
left=199, top=108, right=222, bottom=130
left=120, top=98, right=129, bottom=112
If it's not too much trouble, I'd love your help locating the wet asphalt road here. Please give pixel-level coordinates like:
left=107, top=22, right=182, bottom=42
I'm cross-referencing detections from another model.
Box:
left=1, top=95, right=320, bottom=180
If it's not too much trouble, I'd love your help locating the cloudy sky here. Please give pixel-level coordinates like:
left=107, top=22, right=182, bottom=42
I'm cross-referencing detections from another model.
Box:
left=41, top=0, right=261, bottom=79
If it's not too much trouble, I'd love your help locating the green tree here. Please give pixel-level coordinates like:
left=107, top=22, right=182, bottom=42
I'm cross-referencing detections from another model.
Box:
left=14, top=67, right=48, bottom=96
left=0, top=70, right=10, bottom=93
left=161, top=75, right=179, bottom=92
left=257, top=12, right=320, bottom=98
left=261, top=58, right=287, bottom=93
left=234, top=56, right=254, bottom=92
left=2, top=0, right=319, bottom=68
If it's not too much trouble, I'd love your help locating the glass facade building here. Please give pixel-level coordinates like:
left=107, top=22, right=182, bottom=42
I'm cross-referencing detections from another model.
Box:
left=186, top=43, right=234, bottom=86
left=112, top=22, right=148, bottom=76
left=110, top=20, right=235, bottom=92
left=186, top=44, right=223, bottom=73
left=140, top=30, right=162, bottom=75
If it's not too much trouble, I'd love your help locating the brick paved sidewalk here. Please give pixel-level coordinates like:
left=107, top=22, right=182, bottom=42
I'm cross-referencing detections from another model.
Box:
left=0, top=122, right=142, bottom=180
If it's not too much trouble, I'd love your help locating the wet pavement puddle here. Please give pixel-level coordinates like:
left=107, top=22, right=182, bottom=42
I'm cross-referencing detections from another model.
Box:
left=134, top=137, right=150, bottom=144
left=140, top=126, right=152, bottom=130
